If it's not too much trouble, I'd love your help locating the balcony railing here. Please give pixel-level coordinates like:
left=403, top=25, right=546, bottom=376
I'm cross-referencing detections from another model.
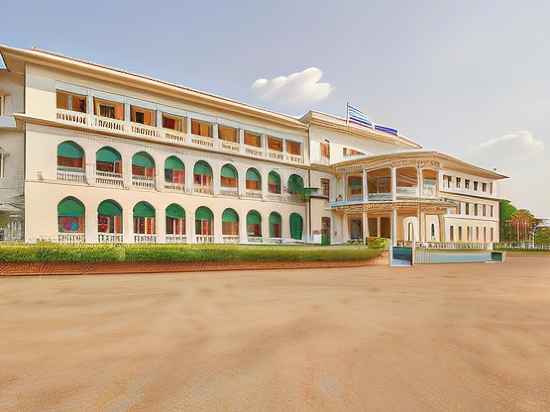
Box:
left=220, top=140, right=240, bottom=152
left=132, top=175, right=155, bottom=190
left=96, top=171, right=123, bottom=187
left=288, top=154, right=304, bottom=164
left=247, top=236, right=263, bottom=243
left=130, top=122, right=161, bottom=139
left=191, top=135, right=214, bottom=148
left=56, top=109, right=87, bottom=125
left=396, top=187, right=418, bottom=197
left=98, top=233, right=124, bottom=243
left=164, top=129, right=187, bottom=144
left=134, top=234, right=157, bottom=243
left=57, top=168, right=86, bottom=183
left=245, top=189, right=263, bottom=199
left=196, top=235, right=214, bottom=244
left=92, top=115, right=126, bottom=133
left=220, top=186, right=239, bottom=197
left=268, top=150, right=285, bottom=161
left=58, top=232, right=85, bottom=244
left=266, top=193, right=282, bottom=201
left=244, top=145, right=263, bottom=157
left=368, top=193, right=392, bottom=201
left=222, top=235, right=240, bottom=243
left=164, top=182, right=186, bottom=192
left=422, top=184, right=437, bottom=198
left=193, top=185, right=213, bottom=195
left=165, top=234, right=187, bottom=243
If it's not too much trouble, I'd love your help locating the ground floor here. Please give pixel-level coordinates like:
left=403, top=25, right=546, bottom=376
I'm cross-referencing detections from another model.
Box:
left=2, top=255, right=550, bottom=411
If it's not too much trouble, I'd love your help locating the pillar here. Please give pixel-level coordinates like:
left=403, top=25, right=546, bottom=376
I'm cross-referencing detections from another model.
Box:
left=377, top=217, right=381, bottom=237
left=214, top=210, right=223, bottom=243
left=124, top=103, right=131, bottom=122
left=213, top=123, right=219, bottom=149
left=391, top=207, right=397, bottom=246
left=261, top=168, right=268, bottom=200
left=186, top=117, right=192, bottom=137
left=239, top=213, right=248, bottom=244
left=155, top=155, right=163, bottom=191
left=363, top=169, right=369, bottom=202
left=343, top=173, right=348, bottom=201
left=438, top=214, right=446, bottom=242
left=362, top=210, right=369, bottom=242
left=85, top=148, right=96, bottom=185
left=239, top=129, right=245, bottom=154
left=417, top=167, right=423, bottom=198
left=124, top=206, right=134, bottom=244
left=187, top=211, right=195, bottom=243
left=391, top=167, right=397, bottom=201
left=123, top=153, right=133, bottom=189
left=342, top=214, right=349, bottom=242
left=156, top=110, right=162, bottom=128
left=86, top=92, right=94, bottom=117
left=85, top=202, right=98, bottom=244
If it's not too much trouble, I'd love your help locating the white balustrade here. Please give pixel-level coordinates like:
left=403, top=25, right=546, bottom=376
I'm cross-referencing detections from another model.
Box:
left=132, top=175, right=155, bottom=189
left=222, top=235, right=240, bottom=243
left=56, top=109, right=88, bottom=126
left=195, top=235, right=215, bottom=244
left=98, top=233, right=124, bottom=243
left=193, top=185, right=213, bottom=195
left=288, top=154, right=304, bottom=164
left=58, top=232, right=85, bottom=244
left=164, top=130, right=187, bottom=144
left=247, top=236, right=263, bottom=243
left=266, top=193, right=282, bottom=201
left=268, top=150, right=285, bottom=161
left=244, top=145, right=264, bottom=157
left=245, top=190, right=263, bottom=199
left=92, top=115, right=126, bottom=133
left=191, top=135, right=214, bottom=148
left=57, top=168, right=87, bottom=183
left=396, top=186, right=418, bottom=197
left=220, top=140, right=240, bottom=152
left=164, top=183, right=186, bottom=192
left=131, top=122, right=161, bottom=138
left=368, top=193, right=392, bottom=201
left=220, top=186, right=239, bottom=197
left=165, top=234, right=187, bottom=243
left=134, top=234, right=157, bottom=243
left=96, top=171, right=123, bottom=187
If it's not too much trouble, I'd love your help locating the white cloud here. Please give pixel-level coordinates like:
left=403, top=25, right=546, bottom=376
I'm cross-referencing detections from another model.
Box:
left=251, top=67, right=333, bottom=105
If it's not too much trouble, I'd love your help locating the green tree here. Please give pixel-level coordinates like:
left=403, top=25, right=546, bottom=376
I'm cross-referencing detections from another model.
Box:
left=535, top=227, right=550, bottom=244
left=499, top=200, right=517, bottom=241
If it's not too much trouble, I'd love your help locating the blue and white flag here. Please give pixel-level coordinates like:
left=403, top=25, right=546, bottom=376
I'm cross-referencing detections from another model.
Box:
left=346, top=104, right=373, bottom=129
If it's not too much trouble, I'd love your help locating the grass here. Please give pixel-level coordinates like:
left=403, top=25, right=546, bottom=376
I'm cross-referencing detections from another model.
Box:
left=0, top=243, right=384, bottom=264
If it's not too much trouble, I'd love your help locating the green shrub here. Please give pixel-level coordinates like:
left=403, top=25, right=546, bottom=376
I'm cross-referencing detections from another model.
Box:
left=0, top=243, right=383, bottom=264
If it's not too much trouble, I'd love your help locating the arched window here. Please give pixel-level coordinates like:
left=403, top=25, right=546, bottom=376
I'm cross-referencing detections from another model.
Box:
left=193, top=161, right=213, bottom=187
left=97, top=200, right=123, bottom=234
left=58, top=197, right=85, bottom=233
left=166, top=203, right=185, bottom=236
left=57, top=141, right=84, bottom=170
left=287, top=174, right=304, bottom=194
left=268, top=171, right=281, bottom=194
left=222, top=208, right=239, bottom=236
left=96, top=147, right=122, bottom=174
left=289, top=213, right=303, bottom=240
left=132, top=152, right=155, bottom=177
left=246, top=168, right=262, bottom=191
left=221, top=164, right=238, bottom=188
left=247, top=210, right=262, bottom=237
left=133, top=201, right=155, bottom=234
left=195, top=206, right=213, bottom=236
left=164, top=156, right=185, bottom=185
left=269, top=212, right=282, bottom=238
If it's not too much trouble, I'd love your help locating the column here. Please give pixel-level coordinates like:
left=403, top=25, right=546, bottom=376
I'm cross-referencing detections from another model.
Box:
left=214, top=212, right=223, bottom=243
left=342, top=214, right=349, bottom=242
left=239, top=214, right=248, bottom=244
left=362, top=210, right=369, bottom=242
left=212, top=162, right=221, bottom=195
left=85, top=148, right=96, bottom=185
left=261, top=168, right=268, bottom=200
left=238, top=166, right=246, bottom=197
left=85, top=202, right=98, bottom=244
left=343, top=173, right=348, bottom=200
left=187, top=211, right=195, bottom=243
left=239, top=129, right=245, bottom=154
left=86, top=92, right=94, bottom=118
left=155, top=156, right=163, bottom=191
left=391, top=167, right=397, bottom=201
left=124, top=103, right=131, bottom=123
left=124, top=153, right=133, bottom=189
left=185, top=158, right=194, bottom=193
left=377, top=217, right=381, bottom=238
left=417, top=167, right=423, bottom=198
left=186, top=117, right=192, bottom=138
left=391, top=207, right=397, bottom=246
left=124, top=206, right=134, bottom=244
left=156, top=110, right=162, bottom=128
left=438, top=214, right=446, bottom=242
left=213, top=123, right=219, bottom=149
left=437, top=169, right=443, bottom=197
left=363, top=169, right=369, bottom=202
left=157, top=207, right=166, bottom=244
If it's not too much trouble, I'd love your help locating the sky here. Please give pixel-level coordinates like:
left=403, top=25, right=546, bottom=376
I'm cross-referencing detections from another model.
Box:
left=2, top=0, right=549, bottom=216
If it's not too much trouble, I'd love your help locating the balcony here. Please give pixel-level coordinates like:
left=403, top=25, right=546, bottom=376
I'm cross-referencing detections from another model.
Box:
left=247, top=236, right=263, bottom=243
left=268, top=150, right=285, bottom=161
left=196, top=235, right=214, bottom=244
left=130, top=122, right=161, bottom=139
left=134, top=234, right=157, bottom=243
left=166, top=234, right=187, bottom=243
left=396, top=187, right=418, bottom=198
left=57, top=168, right=86, bottom=183
left=368, top=193, right=392, bottom=201
left=220, top=186, right=239, bottom=197
left=98, top=233, right=124, bottom=243
left=244, top=145, right=263, bottom=157
left=191, top=135, right=214, bottom=148
left=132, top=175, right=155, bottom=190
left=193, top=185, right=213, bottom=195
left=96, top=171, right=123, bottom=187
left=244, top=189, right=263, bottom=199
left=220, top=140, right=240, bottom=152
left=164, top=182, right=186, bottom=192
left=58, top=232, right=85, bottom=244
left=222, top=235, right=240, bottom=243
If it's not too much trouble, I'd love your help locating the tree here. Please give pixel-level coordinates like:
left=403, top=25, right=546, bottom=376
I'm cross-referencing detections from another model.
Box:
left=499, top=200, right=517, bottom=241
left=535, top=227, right=550, bottom=244
left=509, top=209, right=538, bottom=242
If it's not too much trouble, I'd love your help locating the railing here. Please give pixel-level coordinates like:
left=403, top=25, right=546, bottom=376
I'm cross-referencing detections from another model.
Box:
left=96, top=171, right=123, bottom=187
left=193, top=185, right=213, bottom=195
left=57, top=168, right=87, bottom=183
left=285, top=193, right=304, bottom=203
left=396, top=187, right=418, bottom=197
left=164, top=130, right=187, bottom=144
left=134, top=234, right=157, bottom=243
left=195, top=235, right=214, bottom=244
left=495, top=242, right=550, bottom=250
left=245, top=189, right=263, bottom=199
left=220, top=186, right=239, bottom=197
left=268, top=150, right=285, bottom=161
left=166, top=234, right=187, bottom=243
left=265, top=237, right=283, bottom=244
left=98, top=233, right=124, bottom=243
left=164, top=182, right=185, bottom=192
left=368, top=192, right=392, bottom=201
left=288, top=154, right=304, bottom=164
left=347, top=194, right=364, bottom=202
left=222, top=235, right=240, bottom=243
left=244, top=145, right=264, bottom=157
left=130, top=122, right=161, bottom=138
left=220, top=140, right=240, bottom=152
left=266, top=193, right=282, bottom=201
left=247, top=236, right=263, bottom=243
left=92, top=115, right=126, bottom=133
left=58, top=232, right=85, bottom=244
left=132, top=175, right=155, bottom=189
left=191, top=135, right=214, bottom=148
left=414, top=242, right=490, bottom=250
left=422, top=184, right=437, bottom=198
left=56, top=109, right=87, bottom=125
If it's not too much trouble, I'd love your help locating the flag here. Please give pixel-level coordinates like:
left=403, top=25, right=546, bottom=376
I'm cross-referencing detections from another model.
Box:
left=374, top=124, right=399, bottom=136
left=346, top=104, right=373, bottom=129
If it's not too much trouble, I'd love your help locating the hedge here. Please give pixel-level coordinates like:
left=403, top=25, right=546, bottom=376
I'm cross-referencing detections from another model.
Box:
left=0, top=243, right=383, bottom=264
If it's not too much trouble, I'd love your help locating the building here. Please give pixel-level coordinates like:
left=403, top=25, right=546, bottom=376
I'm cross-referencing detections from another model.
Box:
left=0, top=44, right=507, bottom=246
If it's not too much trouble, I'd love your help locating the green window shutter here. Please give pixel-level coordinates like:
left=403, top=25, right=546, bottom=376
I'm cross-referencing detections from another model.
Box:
left=58, top=197, right=85, bottom=217
left=195, top=206, right=213, bottom=221
left=194, top=161, right=212, bottom=176
left=290, top=213, right=303, bottom=240
left=246, top=210, right=261, bottom=225
left=96, top=147, right=121, bottom=163
left=98, top=200, right=122, bottom=217
left=268, top=172, right=281, bottom=186
left=133, top=152, right=155, bottom=168
left=288, top=174, right=304, bottom=194
left=269, top=212, right=281, bottom=237
left=246, top=168, right=261, bottom=182
left=165, top=156, right=184, bottom=171
left=166, top=204, right=185, bottom=219
left=221, top=165, right=238, bottom=179
left=58, top=142, right=84, bottom=159
left=133, top=202, right=155, bottom=218
left=222, top=208, right=239, bottom=223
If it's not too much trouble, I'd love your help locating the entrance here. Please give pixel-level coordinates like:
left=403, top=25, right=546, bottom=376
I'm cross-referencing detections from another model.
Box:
left=321, top=217, right=331, bottom=245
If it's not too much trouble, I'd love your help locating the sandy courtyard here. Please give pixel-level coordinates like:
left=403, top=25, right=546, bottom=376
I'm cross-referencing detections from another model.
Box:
left=2, top=255, right=550, bottom=411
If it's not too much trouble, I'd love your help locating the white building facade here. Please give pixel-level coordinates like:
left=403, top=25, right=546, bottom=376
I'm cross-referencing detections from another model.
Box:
left=0, top=45, right=506, bottom=246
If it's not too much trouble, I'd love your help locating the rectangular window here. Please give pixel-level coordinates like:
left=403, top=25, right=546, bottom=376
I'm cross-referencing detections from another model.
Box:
left=94, top=98, right=124, bottom=120
left=456, top=177, right=461, bottom=188
left=57, top=91, right=87, bottom=113
left=474, top=204, right=479, bottom=216
left=343, top=147, right=364, bottom=157
left=162, top=113, right=185, bottom=132
left=465, top=203, right=470, bottom=215
left=474, top=181, right=478, bottom=191
left=458, top=226, right=463, bottom=241
left=131, top=106, right=155, bottom=126
left=320, top=178, right=330, bottom=197
left=191, top=119, right=212, bottom=137
left=286, top=140, right=302, bottom=155
left=267, top=136, right=283, bottom=151
left=244, top=131, right=261, bottom=147
left=450, top=226, right=454, bottom=242
left=490, top=228, right=494, bottom=242
left=465, top=179, right=470, bottom=189
left=490, top=205, right=494, bottom=217
left=476, top=226, right=480, bottom=241
left=219, top=125, right=238, bottom=142
left=489, top=183, right=493, bottom=194
left=482, top=182, right=487, bottom=192
left=483, top=204, right=487, bottom=216
left=320, top=141, right=330, bottom=159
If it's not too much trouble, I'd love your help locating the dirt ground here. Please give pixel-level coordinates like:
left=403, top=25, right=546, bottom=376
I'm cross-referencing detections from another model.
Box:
left=2, top=255, right=550, bottom=411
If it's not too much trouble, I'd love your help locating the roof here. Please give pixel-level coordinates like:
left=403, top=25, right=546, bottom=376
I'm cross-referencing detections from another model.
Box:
left=300, top=110, right=422, bottom=149
left=333, top=149, right=509, bottom=180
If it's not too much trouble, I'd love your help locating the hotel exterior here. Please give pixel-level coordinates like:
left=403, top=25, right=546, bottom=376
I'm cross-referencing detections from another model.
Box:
left=0, top=44, right=506, bottom=246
